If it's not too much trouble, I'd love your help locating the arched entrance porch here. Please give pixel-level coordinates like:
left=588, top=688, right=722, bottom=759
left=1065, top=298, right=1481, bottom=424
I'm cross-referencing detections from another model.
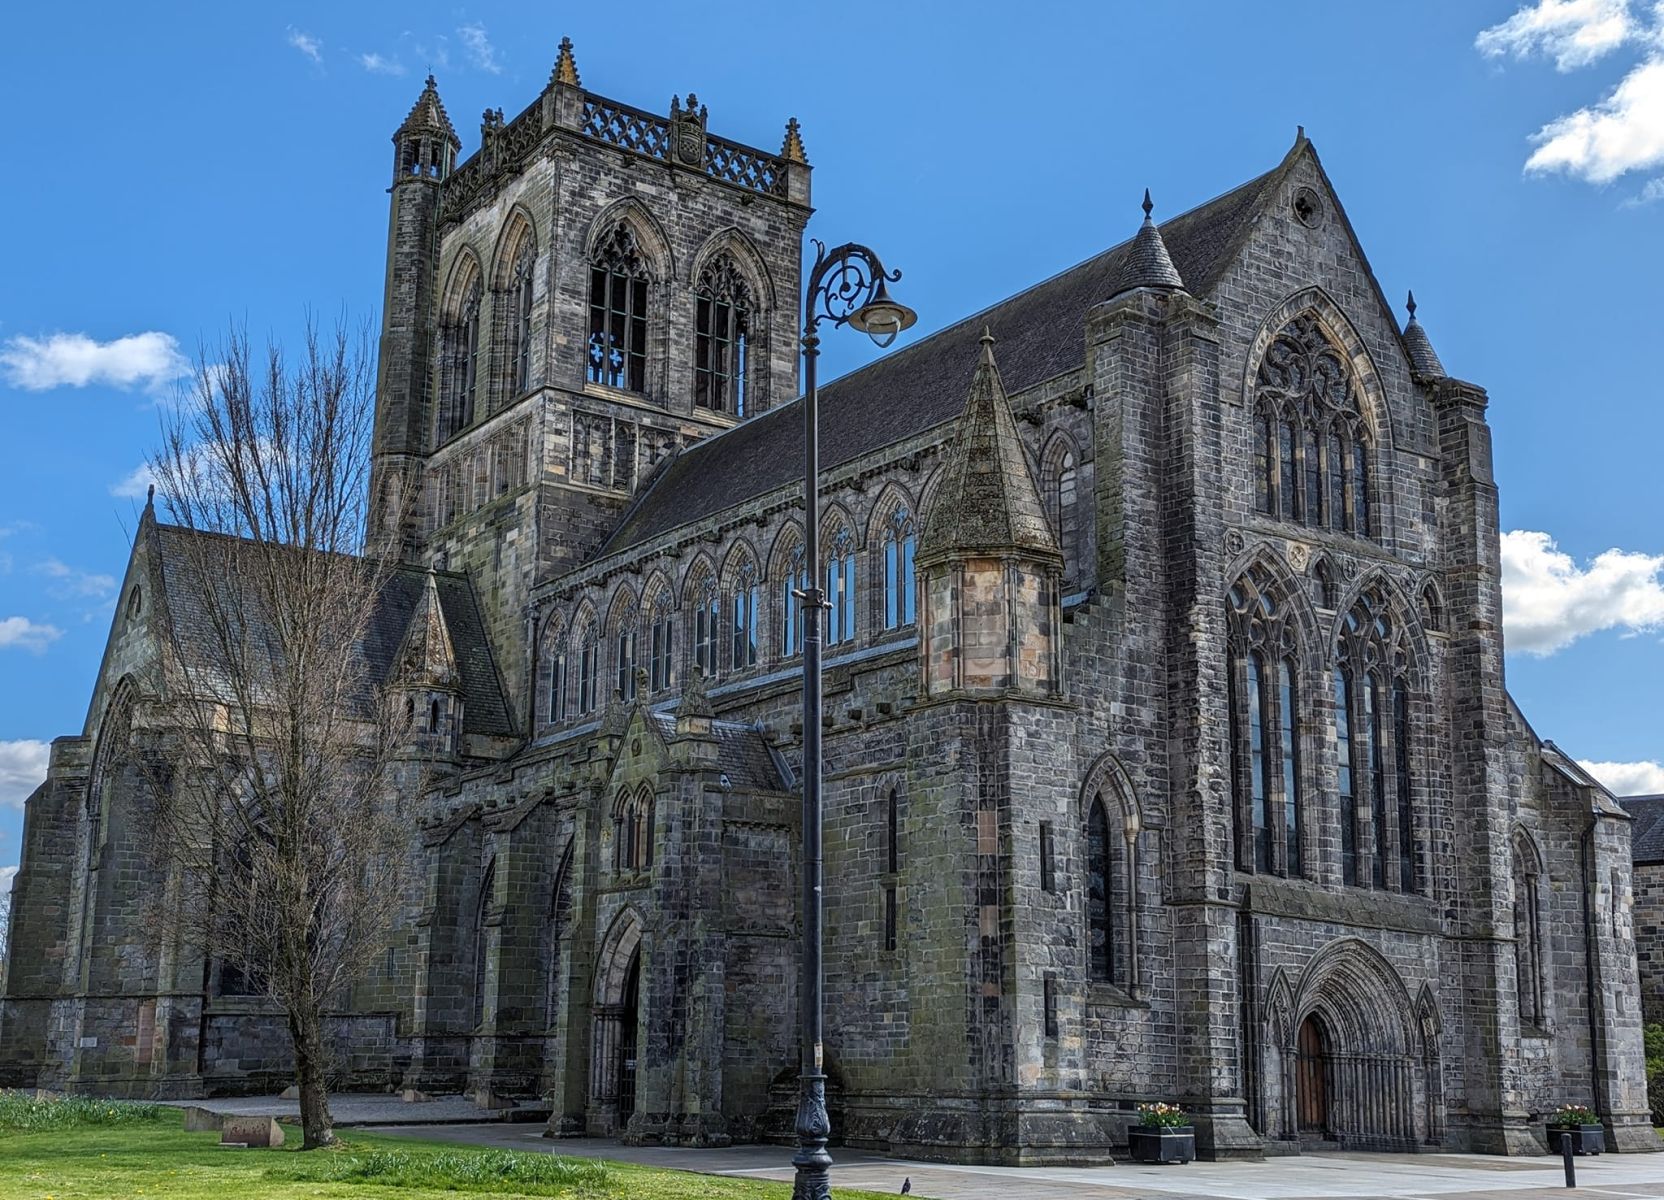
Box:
left=588, top=910, right=644, bottom=1136
left=1258, top=939, right=1442, bottom=1152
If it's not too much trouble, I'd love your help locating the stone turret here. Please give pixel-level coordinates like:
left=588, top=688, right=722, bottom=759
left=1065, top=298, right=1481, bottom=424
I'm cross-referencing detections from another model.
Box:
left=917, top=331, right=1063, bottom=697
left=393, top=570, right=463, bottom=758
left=1401, top=291, right=1446, bottom=381
left=1107, top=191, right=1185, bottom=298
left=369, top=76, right=461, bottom=560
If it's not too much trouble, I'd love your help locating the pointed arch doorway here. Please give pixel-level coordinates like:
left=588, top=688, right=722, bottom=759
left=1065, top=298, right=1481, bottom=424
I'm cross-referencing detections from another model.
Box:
left=590, top=911, right=644, bottom=1136
left=1296, top=1013, right=1331, bottom=1139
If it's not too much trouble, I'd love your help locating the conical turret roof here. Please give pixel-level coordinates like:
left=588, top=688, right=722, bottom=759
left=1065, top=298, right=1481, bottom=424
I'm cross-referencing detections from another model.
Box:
left=1107, top=190, right=1185, bottom=297
left=918, top=331, right=1062, bottom=566
left=393, top=569, right=460, bottom=688
left=397, top=75, right=461, bottom=148
left=1401, top=291, right=1446, bottom=380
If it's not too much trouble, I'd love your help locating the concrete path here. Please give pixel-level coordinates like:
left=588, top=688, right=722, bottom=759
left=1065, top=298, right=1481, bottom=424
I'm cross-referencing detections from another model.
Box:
left=365, top=1121, right=1664, bottom=1200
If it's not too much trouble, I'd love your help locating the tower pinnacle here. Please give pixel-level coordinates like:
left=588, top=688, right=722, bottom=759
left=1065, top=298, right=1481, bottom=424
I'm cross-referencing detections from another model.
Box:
left=1108, top=191, right=1184, bottom=297
left=1401, top=290, right=1446, bottom=380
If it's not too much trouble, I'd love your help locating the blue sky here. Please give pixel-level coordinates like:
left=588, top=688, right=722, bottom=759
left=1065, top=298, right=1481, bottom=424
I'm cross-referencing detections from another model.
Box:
left=2, top=1, right=1663, bottom=882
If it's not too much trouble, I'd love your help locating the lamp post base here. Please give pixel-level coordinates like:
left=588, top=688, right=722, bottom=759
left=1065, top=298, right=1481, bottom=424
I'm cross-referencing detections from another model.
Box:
left=791, top=1070, right=832, bottom=1200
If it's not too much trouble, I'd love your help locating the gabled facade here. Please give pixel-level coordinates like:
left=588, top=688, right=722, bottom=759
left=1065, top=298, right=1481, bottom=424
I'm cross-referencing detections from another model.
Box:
left=1, top=42, right=1653, bottom=1163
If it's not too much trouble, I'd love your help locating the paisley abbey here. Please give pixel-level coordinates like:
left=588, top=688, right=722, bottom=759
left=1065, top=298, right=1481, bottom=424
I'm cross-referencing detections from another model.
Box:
left=1, top=41, right=1654, bottom=1162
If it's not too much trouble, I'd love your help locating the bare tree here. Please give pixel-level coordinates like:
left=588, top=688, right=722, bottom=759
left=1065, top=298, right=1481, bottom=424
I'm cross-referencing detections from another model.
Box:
left=143, top=320, right=417, bottom=1148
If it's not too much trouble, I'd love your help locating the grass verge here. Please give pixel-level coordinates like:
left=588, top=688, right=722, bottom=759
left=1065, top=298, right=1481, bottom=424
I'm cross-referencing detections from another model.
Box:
left=0, top=1093, right=892, bottom=1200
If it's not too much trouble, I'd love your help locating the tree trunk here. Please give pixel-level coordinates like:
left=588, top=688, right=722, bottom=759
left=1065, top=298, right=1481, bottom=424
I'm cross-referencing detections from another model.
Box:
left=288, top=999, right=335, bottom=1148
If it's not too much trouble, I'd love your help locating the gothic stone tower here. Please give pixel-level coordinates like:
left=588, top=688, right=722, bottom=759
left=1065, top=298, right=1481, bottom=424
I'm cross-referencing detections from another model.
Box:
left=368, top=40, right=812, bottom=721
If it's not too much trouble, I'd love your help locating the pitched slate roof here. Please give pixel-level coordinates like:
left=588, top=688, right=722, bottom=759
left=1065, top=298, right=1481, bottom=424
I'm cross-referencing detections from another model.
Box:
left=647, top=713, right=792, bottom=792
left=917, top=332, right=1061, bottom=565
left=152, top=523, right=512, bottom=737
left=599, top=155, right=1291, bottom=560
left=1622, top=795, right=1664, bottom=865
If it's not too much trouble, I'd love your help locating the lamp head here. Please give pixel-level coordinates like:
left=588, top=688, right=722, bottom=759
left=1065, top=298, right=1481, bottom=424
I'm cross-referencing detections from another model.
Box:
left=848, top=278, right=916, bottom=348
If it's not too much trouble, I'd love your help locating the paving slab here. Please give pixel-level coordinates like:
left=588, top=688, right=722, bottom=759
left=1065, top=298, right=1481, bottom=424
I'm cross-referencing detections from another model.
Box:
left=364, top=1122, right=1664, bottom=1200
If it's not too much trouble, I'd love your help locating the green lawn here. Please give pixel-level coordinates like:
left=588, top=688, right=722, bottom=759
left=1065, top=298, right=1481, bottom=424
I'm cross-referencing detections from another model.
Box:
left=0, top=1096, right=892, bottom=1200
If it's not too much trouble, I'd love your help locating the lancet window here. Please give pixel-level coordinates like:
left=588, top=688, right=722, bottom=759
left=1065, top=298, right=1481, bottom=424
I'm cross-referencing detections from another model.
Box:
left=645, top=586, right=675, bottom=693
left=440, top=268, right=484, bottom=440
left=730, top=562, right=760, bottom=670
left=780, top=543, right=807, bottom=658
left=1226, top=564, right=1303, bottom=877
left=588, top=224, right=649, bottom=392
left=694, top=255, right=753, bottom=416
left=510, top=236, right=536, bottom=396
left=574, top=619, right=599, bottom=715
left=825, top=525, right=857, bottom=647
left=614, top=787, right=655, bottom=874
left=1252, top=314, right=1374, bottom=538
left=692, top=574, right=720, bottom=678
left=882, top=508, right=917, bottom=629
left=1333, top=586, right=1417, bottom=892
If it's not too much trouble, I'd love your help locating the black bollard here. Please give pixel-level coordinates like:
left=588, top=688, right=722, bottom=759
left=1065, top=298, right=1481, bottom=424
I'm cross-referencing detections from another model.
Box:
left=1562, top=1129, right=1577, bottom=1188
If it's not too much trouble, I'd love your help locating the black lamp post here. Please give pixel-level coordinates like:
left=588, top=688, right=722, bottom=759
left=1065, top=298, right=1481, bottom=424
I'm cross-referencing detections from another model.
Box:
left=792, top=240, right=915, bottom=1200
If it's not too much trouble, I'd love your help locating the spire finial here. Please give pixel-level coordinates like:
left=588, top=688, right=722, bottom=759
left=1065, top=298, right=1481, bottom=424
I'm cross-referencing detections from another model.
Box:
left=552, top=36, right=580, bottom=87
left=782, top=117, right=808, bottom=164
left=1406, top=290, right=1418, bottom=320
left=979, top=325, right=996, bottom=363
left=1142, top=188, right=1154, bottom=220
left=146, top=483, right=155, bottom=507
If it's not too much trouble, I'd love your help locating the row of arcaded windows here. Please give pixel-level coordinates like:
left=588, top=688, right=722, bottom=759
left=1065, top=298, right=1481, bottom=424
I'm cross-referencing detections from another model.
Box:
left=544, top=513, right=918, bottom=724
left=435, top=221, right=761, bottom=448
left=1227, top=567, right=1421, bottom=893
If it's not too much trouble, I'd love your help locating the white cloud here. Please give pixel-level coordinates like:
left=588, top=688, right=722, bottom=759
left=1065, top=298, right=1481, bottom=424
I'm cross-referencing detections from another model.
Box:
left=0, top=865, right=15, bottom=892
left=288, top=27, right=323, bottom=64
left=31, top=558, right=116, bottom=599
left=1524, top=55, right=1664, bottom=183
left=0, top=617, right=61, bottom=653
left=0, top=740, right=49, bottom=809
left=359, top=52, right=405, bottom=76
left=0, top=331, right=189, bottom=393
left=1477, top=0, right=1638, bottom=70
left=1580, top=758, right=1664, bottom=794
left=457, top=23, right=501, bottom=74
left=1501, top=529, right=1664, bottom=654
left=110, top=462, right=156, bottom=500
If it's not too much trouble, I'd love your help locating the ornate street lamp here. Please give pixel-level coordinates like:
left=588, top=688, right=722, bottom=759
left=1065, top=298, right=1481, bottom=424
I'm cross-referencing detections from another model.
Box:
left=792, top=241, right=916, bottom=1200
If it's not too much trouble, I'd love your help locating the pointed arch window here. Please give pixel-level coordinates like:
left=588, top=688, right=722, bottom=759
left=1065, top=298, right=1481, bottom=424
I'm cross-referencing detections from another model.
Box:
left=730, top=562, right=759, bottom=670
left=1253, top=314, right=1374, bottom=540
left=825, top=526, right=857, bottom=646
left=511, top=237, right=536, bottom=395
left=575, top=620, right=599, bottom=715
left=614, top=787, right=656, bottom=874
left=692, top=576, right=720, bottom=677
left=646, top=591, right=675, bottom=693
left=1087, top=797, right=1115, bottom=983
left=1227, top=566, right=1304, bottom=878
left=588, top=224, right=649, bottom=392
left=1043, top=440, right=1082, bottom=585
left=442, top=271, right=484, bottom=439
left=614, top=608, right=638, bottom=703
left=1514, top=834, right=1545, bottom=1027
left=781, top=544, right=807, bottom=658
left=882, top=509, right=917, bottom=629
left=548, top=646, right=568, bottom=723
left=1335, top=587, right=1417, bottom=892
left=694, top=255, right=753, bottom=416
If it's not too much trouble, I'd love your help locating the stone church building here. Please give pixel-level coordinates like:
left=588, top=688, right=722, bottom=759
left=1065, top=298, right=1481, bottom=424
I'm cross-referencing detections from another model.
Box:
left=1, top=41, right=1654, bottom=1161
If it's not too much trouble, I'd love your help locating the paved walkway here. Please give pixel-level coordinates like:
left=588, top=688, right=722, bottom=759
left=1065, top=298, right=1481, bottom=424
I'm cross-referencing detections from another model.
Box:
left=367, top=1121, right=1664, bottom=1200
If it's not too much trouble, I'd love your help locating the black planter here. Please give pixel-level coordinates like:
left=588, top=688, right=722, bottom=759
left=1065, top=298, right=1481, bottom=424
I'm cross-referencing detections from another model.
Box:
left=1547, top=1125, right=1605, bottom=1156
left=1128, top=1125, right=1195, bottom=1164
